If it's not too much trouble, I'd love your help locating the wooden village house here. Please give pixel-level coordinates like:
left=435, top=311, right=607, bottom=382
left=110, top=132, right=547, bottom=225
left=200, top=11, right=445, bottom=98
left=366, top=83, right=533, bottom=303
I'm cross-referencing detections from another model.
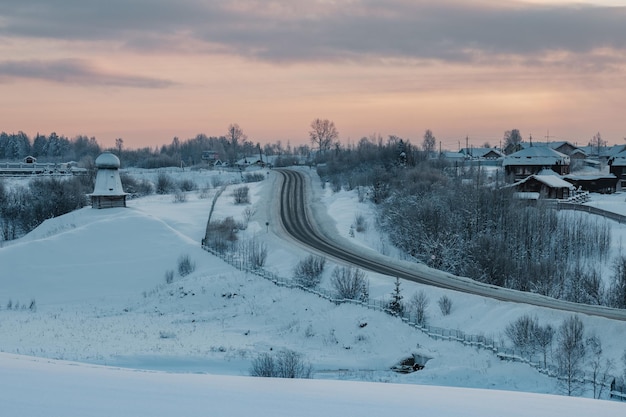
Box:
left=503, top=146, right=570, bottom=182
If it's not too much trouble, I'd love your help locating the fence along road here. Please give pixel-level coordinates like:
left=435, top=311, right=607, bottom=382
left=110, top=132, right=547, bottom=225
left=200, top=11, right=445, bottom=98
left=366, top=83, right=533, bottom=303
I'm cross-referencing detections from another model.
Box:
left=275, top=169, right=626, bottom=322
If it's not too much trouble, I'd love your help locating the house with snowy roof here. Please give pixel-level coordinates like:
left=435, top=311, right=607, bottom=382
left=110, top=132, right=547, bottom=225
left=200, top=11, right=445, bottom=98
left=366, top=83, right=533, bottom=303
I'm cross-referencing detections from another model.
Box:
left=508, top=170, right=576, bottom=200
left=503, top=145, right=570, bottom=182
left=89, top=152, right=127, bottom=209
left=607, top=149, right=626, bottom=189
left=460, top=147, right=504, bottom=160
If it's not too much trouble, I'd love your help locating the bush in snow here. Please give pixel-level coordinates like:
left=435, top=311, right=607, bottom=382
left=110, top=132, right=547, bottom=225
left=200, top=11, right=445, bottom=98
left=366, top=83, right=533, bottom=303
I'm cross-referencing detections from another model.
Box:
left=437, top=295, right=453, bottom=316
left=241, top=238, right=267, bottom=269
left=205, top=217, right=242, bottom=254
left=173, top=190, right=187, bottom=203
left=178, top=178, right=196, bottom=192
left=353, top=213, right=367, bottom=233
left=330, top=266, right=369, bottom=302
left=243, top=172, right=265, bottom=183
left=177, top=254, right=196, bottom=277
left=408, top=290, right=429, bottom=326
left=120, top=173, right=154, bottom=197
left=250, top=350, right=313, bottom=379
left=293, top=255, right=326, bottom=289
left=233, top=186, right=250, bottom=205
left=165, top=269, right=175, bottom=284
left=505, top=314, right=540, bottom=358
left=155, top=172, right=176, bottom=194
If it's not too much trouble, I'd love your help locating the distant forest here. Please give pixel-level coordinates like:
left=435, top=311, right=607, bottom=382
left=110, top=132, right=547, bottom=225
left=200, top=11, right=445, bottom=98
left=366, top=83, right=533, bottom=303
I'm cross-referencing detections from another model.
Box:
left=0, top=130, right=312, bottom=169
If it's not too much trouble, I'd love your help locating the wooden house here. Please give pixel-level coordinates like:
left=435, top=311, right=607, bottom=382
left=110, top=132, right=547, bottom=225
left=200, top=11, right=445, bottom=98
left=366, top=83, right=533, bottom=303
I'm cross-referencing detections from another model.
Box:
left=563, top=174, right=618, bottom=194
left=503, top=146, right=570, bottom=182
left=510, top=171, right=575, bottom=200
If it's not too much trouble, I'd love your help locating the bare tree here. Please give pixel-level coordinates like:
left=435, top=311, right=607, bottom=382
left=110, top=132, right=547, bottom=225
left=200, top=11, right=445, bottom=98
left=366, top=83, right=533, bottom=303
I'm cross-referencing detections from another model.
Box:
left=505, top=314, right=540, bottom=358
left=587, top=334, right=613, bottom=399
left=293, top=255, right=326, bottom=289
left=226, top=123, right=247, bottom=164
left=437, top=295, right=453, bottom=316
left=330, top=266, right=369, bottom=302
left=556, top=315, right=586, bottom=396
left=422, top=129, right=436, bottom=155
left=535, top=323, right=554, bottom=369
left=309, top=118, right=338, bottom=154
left=409, top=290, right=429, bottom=326
left=503, top=129, right=522, bottom=154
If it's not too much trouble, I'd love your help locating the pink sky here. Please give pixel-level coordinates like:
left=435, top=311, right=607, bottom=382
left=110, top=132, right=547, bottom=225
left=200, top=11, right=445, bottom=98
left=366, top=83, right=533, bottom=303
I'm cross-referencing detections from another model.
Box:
left=1, top=0, right=626, bottom=150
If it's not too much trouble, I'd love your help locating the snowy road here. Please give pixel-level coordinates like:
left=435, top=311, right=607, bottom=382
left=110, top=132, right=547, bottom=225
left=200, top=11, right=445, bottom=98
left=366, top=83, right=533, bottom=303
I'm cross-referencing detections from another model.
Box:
left=275, top=169, right=626, bottom=321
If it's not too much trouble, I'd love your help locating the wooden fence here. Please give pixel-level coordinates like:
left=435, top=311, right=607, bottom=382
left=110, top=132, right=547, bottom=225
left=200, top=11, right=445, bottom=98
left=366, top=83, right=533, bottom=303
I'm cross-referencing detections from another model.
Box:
left=202, top=243, right=624, bottom=400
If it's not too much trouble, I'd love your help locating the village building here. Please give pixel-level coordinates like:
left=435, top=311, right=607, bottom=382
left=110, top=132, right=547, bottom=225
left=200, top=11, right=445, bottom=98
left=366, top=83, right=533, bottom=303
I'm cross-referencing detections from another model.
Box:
left=89, top=152, right=127, bottom=209
left=509, top=170, right=576, bottom=200
left=607, top=149, right=626, bottom=190
left=563, top=173, right=618, bottom=194
left=503, top=146, right=570, bottom=182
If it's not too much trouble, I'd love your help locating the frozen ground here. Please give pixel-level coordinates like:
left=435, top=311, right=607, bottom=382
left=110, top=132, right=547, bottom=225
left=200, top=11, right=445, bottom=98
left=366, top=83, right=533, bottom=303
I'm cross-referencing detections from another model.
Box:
left=1, top=166, right=625, bottom=415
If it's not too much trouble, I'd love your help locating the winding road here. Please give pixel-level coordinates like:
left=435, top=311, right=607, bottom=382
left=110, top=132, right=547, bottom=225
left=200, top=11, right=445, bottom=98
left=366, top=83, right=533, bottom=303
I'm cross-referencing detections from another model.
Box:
left=275, top=168, right=626, bottom=322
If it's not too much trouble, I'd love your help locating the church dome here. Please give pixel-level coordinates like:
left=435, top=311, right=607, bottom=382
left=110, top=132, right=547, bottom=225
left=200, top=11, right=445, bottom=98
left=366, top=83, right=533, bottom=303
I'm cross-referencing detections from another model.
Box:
left=95, top=152, right=120, bottom=169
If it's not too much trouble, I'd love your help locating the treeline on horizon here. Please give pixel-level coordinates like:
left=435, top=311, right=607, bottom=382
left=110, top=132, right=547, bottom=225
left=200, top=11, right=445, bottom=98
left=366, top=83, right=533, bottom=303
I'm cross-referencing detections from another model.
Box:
left=0, top=130, right=313, bottom=169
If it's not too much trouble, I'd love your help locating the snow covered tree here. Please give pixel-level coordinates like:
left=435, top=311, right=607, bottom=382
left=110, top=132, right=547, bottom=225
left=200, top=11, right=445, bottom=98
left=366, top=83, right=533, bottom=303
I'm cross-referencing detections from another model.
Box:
left=293, top=255, right=326, bottom=289
left=422, top=129, right=436, bottom=155
left=556, top=316, right=586, bottom=396
left=409, top=290, right=429, bottom=326
left=330, top=266, right=369, bottom=302
left=387, top=277, right=404, bottom=316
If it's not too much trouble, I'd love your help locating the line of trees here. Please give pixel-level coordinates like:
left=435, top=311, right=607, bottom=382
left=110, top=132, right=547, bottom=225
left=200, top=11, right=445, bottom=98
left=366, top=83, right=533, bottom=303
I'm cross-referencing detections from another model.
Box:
left=0, top=126, right=314, bottom=169
left=0, top=176, right=92, bottom=240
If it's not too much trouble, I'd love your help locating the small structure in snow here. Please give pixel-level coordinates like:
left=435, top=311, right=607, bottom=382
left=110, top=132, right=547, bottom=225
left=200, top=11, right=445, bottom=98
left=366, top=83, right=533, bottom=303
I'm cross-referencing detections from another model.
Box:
left=89, top=152, right=127, bottom=209
left=508, top=170, right=575, bottom=200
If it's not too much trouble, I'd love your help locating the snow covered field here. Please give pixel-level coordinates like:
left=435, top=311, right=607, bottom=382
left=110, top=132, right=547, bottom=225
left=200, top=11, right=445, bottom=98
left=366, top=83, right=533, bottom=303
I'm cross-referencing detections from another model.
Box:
left=1, top=167, right=626, bottom=415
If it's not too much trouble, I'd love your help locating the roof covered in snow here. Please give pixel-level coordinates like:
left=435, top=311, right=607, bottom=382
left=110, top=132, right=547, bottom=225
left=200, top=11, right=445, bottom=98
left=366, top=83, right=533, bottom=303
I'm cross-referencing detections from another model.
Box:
left=95, top=152, right=121, bottom=169
left=90, top=153, right=126, bottom=196
left=513, top=173, right=575, bottom=190
left=503, top=146, right=570, bottom=167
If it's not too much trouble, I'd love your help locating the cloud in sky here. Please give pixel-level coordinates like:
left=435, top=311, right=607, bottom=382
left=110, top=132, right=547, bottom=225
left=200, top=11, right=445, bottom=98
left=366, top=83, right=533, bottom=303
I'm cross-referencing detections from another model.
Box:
left=1, top=1, right=625, bottom=66
left=0, top=59, right=176, bottom=88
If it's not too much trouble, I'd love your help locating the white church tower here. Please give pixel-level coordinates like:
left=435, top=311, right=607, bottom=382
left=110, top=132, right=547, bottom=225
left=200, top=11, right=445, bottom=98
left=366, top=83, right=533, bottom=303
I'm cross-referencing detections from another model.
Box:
left=89, top=152, right=128, bottom=209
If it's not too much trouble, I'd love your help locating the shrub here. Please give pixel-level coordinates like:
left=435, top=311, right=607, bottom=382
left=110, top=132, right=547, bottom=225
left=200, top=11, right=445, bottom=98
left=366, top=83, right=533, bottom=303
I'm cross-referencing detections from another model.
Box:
left=178, top=178, right=196, bottom=192
left=242, top=238, right=267, bottom=269
left=243, top=172, right=265, bottom=183
left=330, top=266, right=369, bottom=302
left=250, top=350, right=313, bottom=379
left=198, top=184, right=211, bottom=199
left=505, top=314, right=540, bottom=356
left=438, top=295, right=453, bottom=316
left=177, top=254, right=196, bottom=277
left=156, top=172, right=175, bottom=194
left=293, top=255, right=326, bottom=288
left=233, top=186, right=250, bottom=204
left=205, top=217, right=242, bottom=253
left=165, top=269, right=175, bottom=284
left=409, top=290, right=429, bottom=325
left=173, top=190, right=187, bottom=203
left=120, top=173, right=154, bottom=197
left=354, top=213, right=367, bottom=233
left=211, top=176, right=225, bottom=188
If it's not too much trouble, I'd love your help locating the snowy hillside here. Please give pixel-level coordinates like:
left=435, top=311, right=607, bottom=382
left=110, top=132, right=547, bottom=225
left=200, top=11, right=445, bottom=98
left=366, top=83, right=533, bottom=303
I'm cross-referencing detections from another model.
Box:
left=1, top=167, right=626, bottom=415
